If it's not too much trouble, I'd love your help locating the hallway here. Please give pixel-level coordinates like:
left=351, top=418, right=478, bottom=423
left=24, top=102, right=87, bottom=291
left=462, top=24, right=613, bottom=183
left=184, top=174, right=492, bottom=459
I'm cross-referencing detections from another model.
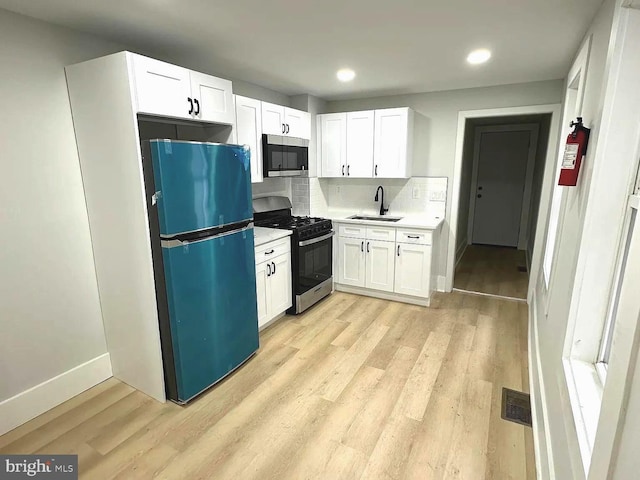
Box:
left=454, top=245, right=528, bottom=300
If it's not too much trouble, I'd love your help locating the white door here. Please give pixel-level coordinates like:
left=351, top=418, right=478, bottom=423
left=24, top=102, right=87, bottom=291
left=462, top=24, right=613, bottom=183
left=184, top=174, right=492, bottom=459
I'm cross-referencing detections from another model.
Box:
left=320, top=113, right=347, bottom=178
left=346, top=111, right=375, bottom=177
left=131, top=55, right=192, bottom=119
left=365, top=240, right=396, bottom=292
left=374, top=108, right=410, bottom=178
left=255, top=261, right=270, bottom=328
left=261, top=102, right=286, bottom=135
left=338, top=237, right=365, bottom=287
left=394, top=243, right=431, bottom=298
left=285, top=108, right=311, bottom=139
left=268, top=253, right=292, bottom=315
left=190, top=71, right=234, bottom=124
left=235, top=95, right=263, bottom=183
left=471, top=130, right=532, bottom=247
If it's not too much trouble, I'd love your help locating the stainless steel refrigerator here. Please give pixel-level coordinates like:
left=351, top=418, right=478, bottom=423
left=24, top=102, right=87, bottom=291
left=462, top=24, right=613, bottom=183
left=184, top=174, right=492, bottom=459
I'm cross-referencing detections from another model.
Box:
left=143, top=139, right=259, bottom=404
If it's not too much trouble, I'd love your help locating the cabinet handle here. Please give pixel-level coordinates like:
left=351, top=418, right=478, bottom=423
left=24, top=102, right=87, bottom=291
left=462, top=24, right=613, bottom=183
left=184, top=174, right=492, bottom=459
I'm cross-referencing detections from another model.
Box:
left=272, top=261, right=276, bottom=274
left=342, top=165, right=345, bottom=176
left=187, top=97, right=193, bottom=115
left=286, top=124, right=290, bottom=134
left=265, top=249, right=274, bottom=255
left=366, top=241, right=370, bottom=253
left=267, top=263, right=271, bottom=277
left=347, top=165, right=350, bottom=176
left=361, top=241, right=364, bottom=252
left=407, top=235, right=420, bottom=239
left=375, top=165, right=378, bottom=176
left=282, top=123, right=286, bottom=134
left=397, top=245, right=400, bottom=256
left=194, top=98, right=200, bottom=115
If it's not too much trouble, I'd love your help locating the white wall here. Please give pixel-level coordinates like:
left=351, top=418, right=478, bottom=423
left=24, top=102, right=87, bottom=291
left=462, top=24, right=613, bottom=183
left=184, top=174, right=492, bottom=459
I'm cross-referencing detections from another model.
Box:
left=0, top=10, right=122, bottom=402
left=327, top=80, right=564, bottom=281
left=529, top=0, right=618, bottom=477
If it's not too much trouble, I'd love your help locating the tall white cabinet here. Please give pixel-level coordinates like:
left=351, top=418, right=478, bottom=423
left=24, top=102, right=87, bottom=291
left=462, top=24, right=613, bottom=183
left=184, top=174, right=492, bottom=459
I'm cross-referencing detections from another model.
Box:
left=234, top=95, right=263, bottom=183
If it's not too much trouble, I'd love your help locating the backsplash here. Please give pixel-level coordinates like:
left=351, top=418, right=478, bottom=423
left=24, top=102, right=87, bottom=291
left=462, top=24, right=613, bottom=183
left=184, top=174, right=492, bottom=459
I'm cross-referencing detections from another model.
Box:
left=291, top=177, right=310, bottom=216
left=309, top=177, right=447, bottom=218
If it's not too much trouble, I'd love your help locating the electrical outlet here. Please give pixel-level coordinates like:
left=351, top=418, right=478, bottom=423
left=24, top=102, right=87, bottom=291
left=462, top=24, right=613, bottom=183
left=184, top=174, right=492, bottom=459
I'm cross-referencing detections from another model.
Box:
left=412, top=187, right=420, bottom=199
left=428, top=191, right=447, bottom=202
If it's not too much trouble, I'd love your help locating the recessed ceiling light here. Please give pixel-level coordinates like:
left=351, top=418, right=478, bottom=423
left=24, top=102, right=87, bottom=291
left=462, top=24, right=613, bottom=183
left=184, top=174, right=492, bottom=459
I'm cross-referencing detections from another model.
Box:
left=467, top=49, right=492, bottom=65
left=337, top=68, right=356, bottom=82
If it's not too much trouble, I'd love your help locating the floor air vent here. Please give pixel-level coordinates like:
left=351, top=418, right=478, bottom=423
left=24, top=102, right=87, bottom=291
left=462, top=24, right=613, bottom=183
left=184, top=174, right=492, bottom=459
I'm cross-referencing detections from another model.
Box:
left=501, top=388, right=532, bottom=427
left=517, top=265, right=528, bottom=273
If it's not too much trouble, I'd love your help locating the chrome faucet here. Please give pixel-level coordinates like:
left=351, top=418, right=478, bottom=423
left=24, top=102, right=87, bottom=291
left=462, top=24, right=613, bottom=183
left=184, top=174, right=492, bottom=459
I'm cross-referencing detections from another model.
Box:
left=374, top=186, right=389, bottom=216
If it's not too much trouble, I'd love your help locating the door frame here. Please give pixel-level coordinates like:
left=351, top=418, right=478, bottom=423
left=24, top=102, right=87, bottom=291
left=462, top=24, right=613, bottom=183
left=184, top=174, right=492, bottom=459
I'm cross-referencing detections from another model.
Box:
left=467, top=123, right=540, bottom=250
left=446, top=104, right=561, bottom=293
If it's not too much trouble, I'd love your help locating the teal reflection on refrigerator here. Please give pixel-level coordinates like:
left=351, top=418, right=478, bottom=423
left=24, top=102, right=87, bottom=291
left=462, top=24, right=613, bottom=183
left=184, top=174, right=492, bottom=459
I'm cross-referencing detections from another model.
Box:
left=146, top=140, right=259, bottom=403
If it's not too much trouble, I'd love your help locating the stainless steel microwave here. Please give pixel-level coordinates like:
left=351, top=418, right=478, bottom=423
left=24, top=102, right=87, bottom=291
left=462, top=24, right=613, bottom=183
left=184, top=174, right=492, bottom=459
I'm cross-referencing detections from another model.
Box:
left=262, top=134, right=309, bottom=177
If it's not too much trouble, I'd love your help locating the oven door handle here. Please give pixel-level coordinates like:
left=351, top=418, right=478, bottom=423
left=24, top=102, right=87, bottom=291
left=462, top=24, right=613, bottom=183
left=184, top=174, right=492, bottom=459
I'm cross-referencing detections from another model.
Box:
left=298, top=230, right=335, bottom=247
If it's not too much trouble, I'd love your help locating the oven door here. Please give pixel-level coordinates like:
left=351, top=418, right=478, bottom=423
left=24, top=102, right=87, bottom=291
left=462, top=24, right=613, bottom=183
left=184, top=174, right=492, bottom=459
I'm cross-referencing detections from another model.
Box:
left=295, top=231, right=334, bottom=297
left=262, top=134, right=309, bottom=177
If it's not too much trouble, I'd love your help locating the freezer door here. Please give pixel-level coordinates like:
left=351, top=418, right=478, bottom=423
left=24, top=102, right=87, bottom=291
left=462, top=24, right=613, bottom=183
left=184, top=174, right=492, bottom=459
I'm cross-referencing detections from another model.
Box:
left=161, top=227, right=259, bottom=402
left=150, top=140, right=252, bottom=236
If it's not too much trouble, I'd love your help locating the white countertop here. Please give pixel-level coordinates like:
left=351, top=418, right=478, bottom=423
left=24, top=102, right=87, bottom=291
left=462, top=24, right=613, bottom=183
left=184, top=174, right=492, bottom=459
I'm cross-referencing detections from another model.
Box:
left=253, top=226, right=292, bottom=247
left=326, top=209, right=444, bottom=230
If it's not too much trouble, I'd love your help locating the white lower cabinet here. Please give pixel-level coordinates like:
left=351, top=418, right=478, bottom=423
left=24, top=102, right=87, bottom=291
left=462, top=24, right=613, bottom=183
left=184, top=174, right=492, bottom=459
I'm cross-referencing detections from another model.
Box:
left=336, top=223, right=437, bottom=305
left=394, top=243, right=431, bottom=297
left=365, top=240, right=396, bottom=292
left=255, top=240, right=292, bottom=329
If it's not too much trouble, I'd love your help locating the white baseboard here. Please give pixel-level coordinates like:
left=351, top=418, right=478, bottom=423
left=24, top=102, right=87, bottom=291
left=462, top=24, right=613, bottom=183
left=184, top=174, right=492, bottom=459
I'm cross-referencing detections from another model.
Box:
left=0, top=353, right=112, bottom=436
left=528, top=295, right=555, bottom=479
left=455, top=239, right=468, bottom=268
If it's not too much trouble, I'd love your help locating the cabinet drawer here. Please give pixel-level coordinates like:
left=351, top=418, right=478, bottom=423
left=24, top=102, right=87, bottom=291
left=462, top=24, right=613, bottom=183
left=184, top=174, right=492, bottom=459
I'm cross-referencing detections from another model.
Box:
left=366, top=226, right=396, bottom=242
left=396, top=228, right=432, bottom=245
left=339, top=224, right=366, bottom=238
left=255, top=238, right=290, bottom=264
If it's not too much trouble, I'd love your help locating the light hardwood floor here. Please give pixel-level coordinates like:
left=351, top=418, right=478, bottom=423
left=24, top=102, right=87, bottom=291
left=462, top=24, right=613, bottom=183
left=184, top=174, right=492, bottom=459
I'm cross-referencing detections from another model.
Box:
left=454, top=245, right=529, bottom=300
left=0, top=291, right=535, bottom=479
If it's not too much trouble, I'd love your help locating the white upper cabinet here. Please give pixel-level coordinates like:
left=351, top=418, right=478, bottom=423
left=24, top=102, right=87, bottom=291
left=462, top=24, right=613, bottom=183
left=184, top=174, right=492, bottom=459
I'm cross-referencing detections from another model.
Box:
left=320, top=113, right=347, bottom=178
left=132, top=55, right=192, bottom=119
left=261, top=102, right=286, bottom=135
left=234, top=95, right=263, bottom=183
left=261, top=102, right=310, bottom=139
left=373, top=108, right=413, bottom=178
left=130, top=54, right=233, bottom=124
left=318, top=107, right=413, bottom=178
left=189, top=71, right=234, bottom=124
left=285, top=107, right=311, bottom=139
left=346, top=111, right=375, bottom=177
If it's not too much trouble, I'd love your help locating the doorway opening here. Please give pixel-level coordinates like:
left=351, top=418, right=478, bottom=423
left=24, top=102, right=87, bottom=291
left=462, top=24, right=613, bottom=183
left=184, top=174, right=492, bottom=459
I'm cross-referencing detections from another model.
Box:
left=453, top=114, right=553, bottom=300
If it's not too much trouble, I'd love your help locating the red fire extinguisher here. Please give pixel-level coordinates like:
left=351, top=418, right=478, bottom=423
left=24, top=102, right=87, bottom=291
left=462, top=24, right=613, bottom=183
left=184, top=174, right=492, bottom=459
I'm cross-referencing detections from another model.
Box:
left=558, top=117, right=590, bottom=186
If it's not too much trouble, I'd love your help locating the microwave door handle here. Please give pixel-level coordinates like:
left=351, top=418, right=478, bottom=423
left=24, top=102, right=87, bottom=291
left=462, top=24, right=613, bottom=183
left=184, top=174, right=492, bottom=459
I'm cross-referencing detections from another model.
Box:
left=298, top=230, right=335, bottom=247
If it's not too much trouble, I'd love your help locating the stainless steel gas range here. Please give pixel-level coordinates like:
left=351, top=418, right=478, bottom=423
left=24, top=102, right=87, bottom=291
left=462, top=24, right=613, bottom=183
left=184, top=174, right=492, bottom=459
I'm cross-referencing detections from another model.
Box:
left=253, top=196, right=334, bottom=314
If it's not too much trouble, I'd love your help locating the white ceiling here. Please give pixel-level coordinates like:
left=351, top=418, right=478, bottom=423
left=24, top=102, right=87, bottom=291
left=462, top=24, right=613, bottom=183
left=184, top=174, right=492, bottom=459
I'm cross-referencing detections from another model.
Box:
left=0, top=0, right=603, bottom=100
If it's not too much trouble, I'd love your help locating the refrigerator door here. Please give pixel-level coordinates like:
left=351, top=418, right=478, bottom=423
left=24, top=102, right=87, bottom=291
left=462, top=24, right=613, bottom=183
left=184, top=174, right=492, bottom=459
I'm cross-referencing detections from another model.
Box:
left=150, top=140, right=252, bottom=237
left=161, top=227, right=259, bottom=402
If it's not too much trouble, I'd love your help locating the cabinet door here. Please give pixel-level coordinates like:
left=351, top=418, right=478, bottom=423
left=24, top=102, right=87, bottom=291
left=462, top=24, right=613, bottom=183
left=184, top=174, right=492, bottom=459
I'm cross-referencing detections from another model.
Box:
left=262, top=102, right=286, bottom=135
left=131, top=55, right=192, bottom=119
left=235, top=95, right=263, bottom=183
left=346, top=111, right=375, bottom=177
left=285, top=107, right=311, bottom=139
left=338, top=237, right=366, bottom=287
left=374, top=108, right=412, bottom=178
left=394, top=243, right=431, bottom=298
left=255, top=261, right=270, bottom=328
left=319, top=113, right=347, bottom=178
left=269, top=253, right=293, bottom=316
left=190, top=71, right=234, bottom=125
left=365, top=240, right=396, bottom=292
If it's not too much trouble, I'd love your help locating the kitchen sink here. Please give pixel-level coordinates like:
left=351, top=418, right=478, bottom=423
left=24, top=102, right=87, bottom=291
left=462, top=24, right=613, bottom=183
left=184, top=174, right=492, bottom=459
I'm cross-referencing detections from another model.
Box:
left=348, top=215, right=403, bottom=222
